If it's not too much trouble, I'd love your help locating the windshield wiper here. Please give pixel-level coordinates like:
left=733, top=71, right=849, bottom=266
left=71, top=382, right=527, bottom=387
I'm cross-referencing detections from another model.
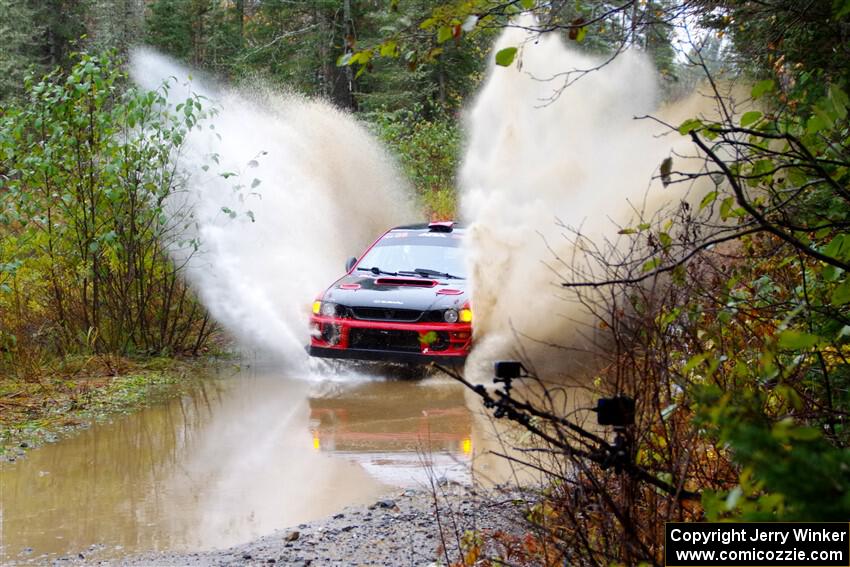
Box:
left=400, top=268, right=465, bottom=280
left=357, top=266, right=398, bottom=276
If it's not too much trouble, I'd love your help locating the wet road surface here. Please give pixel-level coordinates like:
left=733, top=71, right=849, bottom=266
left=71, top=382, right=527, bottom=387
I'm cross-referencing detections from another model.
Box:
left=0, top=364, right=474, bottom=564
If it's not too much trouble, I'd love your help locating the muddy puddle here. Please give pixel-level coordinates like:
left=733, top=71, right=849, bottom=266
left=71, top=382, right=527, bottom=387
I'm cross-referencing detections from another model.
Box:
left=0, top=364, right=475, bottom=563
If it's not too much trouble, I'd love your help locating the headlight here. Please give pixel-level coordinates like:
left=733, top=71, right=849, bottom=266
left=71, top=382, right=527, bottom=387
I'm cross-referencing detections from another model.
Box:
left=459, top=308, right=473, bottom=323
left=320, top=302, right=337, bottom=317
left=443, top=309, right=459, bottom=323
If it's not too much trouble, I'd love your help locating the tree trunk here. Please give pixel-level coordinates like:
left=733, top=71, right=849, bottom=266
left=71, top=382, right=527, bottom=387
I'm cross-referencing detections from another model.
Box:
left=328, top=0, right=356, bottom=110
left=235, top=0, right=244, bottom=48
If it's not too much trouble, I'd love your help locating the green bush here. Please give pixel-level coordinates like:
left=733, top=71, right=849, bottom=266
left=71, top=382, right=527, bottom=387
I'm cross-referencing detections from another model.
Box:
left=0, top=51, right=213, bottom=357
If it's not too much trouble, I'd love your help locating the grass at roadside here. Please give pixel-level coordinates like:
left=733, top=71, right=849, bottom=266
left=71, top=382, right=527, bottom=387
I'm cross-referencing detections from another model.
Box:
left=0, top=355, right=205, bottom=460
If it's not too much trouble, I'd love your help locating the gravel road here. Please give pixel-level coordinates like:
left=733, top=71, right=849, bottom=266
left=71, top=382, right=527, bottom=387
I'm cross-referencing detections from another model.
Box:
left=50, top=483, right=523, bottom=567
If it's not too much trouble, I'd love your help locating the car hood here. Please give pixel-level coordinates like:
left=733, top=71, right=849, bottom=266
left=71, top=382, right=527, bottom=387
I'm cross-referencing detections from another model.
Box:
left=321, top=273, right=469, bottom=312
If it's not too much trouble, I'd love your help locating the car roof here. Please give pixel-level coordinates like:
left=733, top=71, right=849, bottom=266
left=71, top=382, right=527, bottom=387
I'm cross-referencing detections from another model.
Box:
left=390, top=222, right=466, bottom=233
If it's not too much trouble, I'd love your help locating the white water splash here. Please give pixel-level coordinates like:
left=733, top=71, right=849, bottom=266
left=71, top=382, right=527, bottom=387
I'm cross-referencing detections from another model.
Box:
left=130, top=48, right=416, bottom=368
left=459, top=24, right=714, bottom=380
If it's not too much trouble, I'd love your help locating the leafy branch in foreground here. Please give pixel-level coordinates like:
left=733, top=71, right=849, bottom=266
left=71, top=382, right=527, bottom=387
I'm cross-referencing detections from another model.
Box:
left=431, top=12, right=850, bottom=562
left=339, top=0, right=688, bottom=96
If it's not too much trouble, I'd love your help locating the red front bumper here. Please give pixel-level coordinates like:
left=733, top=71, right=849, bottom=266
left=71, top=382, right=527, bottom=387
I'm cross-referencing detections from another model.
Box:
left=309, top=315, right=471, bottom=366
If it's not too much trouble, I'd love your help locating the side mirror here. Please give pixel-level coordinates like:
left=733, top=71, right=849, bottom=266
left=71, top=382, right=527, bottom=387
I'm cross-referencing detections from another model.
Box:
left=345, top=257, right=357, bottom=272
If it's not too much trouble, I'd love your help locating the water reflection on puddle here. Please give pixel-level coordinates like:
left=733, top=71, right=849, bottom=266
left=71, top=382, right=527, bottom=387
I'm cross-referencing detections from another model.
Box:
left=309, top=379, right=473, bottom=487
left=0, top=364, right=473, bottom=563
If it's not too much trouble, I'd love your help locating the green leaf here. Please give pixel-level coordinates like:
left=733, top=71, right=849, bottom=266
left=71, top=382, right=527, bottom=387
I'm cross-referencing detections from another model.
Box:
left=495, top=47, right=518, bottom=67
left=642, top=258, right=661, bottom=272
left=740, top=110, right=762, bottom=127
left=751, top=79, right=775, bottom=100
left=822, top=265, right=843, bottom=282
left=436, top=26, right=453, bottom=44
left=777, top=330, right=821, bottom=349
left=520, top=0, right=535, bottom=8
left=828, top=84, right=849, bottom=119
left=350, top=50, right=372, bottom=66
left=720, top=196, right=734, bottom=220
left=699, top=191, right=718, bottom=210
left=379, top=40, right=398, bottom=57
left=807, top=114, right=829, bottom=133
left=420, top=331, right=438, bottom=345
left=574, top=26, right=587, bottom=42
left=672, top=264, right=686, bottom=285
left=658, top=232, right=672, bottom=249
left=567, top=17, right=586, bottom=41
left=683, top=353, right=708, bottom=374
left=788, top=426, right=822, bottom=441
left=814, top=102, right=835, bottom=125
left=336, top=53, right=352, bottom=67
left=823, top=234, right=849, bottom=261
left=425, top=47, right=443, bottom=61
left=831, top=280, right=850, bottom=306
left=678, top=118, right=702, bottom=135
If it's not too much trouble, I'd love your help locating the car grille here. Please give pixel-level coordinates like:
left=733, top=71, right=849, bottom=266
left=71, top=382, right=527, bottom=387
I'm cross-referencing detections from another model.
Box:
left=349, top=328, right=422, bottom=352
left=349, top=307, right=448, bottom=323
left=350, top=307, right=423, bottom=322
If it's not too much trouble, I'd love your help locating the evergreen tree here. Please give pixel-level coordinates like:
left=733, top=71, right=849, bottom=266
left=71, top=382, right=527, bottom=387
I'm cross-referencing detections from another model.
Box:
left=145, top=0, right=192, bottom=60
left=0, top=0, right=44, bottom=100
left=32, top=0, right=87, bottom=68
left=355, top=0, right=490, bottom=116
left=239, top=0, right=359, bottom=108
left=87, top=0, right=144, bottom=54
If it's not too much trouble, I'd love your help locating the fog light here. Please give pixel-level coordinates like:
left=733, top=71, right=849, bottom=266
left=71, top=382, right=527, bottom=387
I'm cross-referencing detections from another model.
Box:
left=443, top=308, right=459, bottom=323
left=312, top=301, right=321, bottom=314
left=459, top=308, right=473, bottom=323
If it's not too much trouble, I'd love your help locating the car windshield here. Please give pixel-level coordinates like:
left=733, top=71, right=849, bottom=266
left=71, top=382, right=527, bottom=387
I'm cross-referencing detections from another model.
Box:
left=356, top=232, right=467, bottom=279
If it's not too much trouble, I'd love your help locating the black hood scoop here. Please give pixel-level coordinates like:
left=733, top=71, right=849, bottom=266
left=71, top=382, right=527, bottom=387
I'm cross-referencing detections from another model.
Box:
left=374, top=277, right=437, bottom=287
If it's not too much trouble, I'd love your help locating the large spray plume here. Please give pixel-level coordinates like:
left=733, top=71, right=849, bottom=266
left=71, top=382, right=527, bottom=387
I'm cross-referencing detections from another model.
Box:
left=459, top=24, right=726, bottom=380
left=130, top=48, right=415, bottom=365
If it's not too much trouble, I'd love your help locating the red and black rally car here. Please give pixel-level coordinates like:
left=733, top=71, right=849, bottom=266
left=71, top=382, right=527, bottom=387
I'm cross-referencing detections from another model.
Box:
left=308, top=222, right=472, bottom=366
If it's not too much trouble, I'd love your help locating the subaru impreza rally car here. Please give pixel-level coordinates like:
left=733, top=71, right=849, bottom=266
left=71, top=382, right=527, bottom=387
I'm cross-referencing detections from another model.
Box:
left=308, top=222, right=471, bottom=365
